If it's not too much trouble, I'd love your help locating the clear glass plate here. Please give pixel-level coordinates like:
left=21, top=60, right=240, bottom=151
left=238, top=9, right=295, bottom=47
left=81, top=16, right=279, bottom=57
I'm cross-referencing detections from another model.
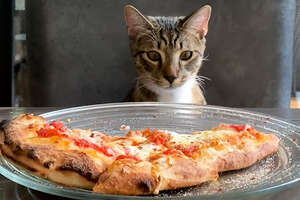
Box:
left=1, top=103, right=300, bottom=200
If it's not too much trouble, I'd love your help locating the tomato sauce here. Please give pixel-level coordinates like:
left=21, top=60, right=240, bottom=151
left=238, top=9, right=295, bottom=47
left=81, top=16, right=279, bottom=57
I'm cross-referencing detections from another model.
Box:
left=143, top=129, right=171, bottom=146
left=175, top=144, right=199, bottom=157
left=37, top=121, right=115, bottom=157
left=163, top=148, right=178, bottom=155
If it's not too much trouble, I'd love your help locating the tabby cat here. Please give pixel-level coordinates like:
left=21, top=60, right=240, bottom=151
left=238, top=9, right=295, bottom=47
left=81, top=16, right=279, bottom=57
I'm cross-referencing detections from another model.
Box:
left=125, top=5, right=211, bottom=104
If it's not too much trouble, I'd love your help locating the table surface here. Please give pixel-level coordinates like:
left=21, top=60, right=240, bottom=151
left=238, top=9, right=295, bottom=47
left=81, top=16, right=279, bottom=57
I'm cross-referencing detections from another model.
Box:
left=1, top=107, right=300, bottom=200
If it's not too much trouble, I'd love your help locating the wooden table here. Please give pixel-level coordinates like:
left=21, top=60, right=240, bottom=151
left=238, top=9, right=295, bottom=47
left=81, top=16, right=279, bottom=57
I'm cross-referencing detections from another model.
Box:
left=0, top=107, right=300, bottom=200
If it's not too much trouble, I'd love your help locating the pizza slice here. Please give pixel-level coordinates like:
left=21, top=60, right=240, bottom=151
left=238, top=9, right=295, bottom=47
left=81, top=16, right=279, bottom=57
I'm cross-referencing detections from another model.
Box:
left=94, top=125, right=280, bottom=195
left=0, top=114, right=280, bottom=195
left=0, top=114, right=114, bottom=189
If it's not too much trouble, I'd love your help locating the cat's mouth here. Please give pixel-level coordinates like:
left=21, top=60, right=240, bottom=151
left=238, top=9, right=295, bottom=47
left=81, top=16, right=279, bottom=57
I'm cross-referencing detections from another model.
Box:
left=161, top=81, right=185, bottom=89
left=148, top=77, right=187, bottom=89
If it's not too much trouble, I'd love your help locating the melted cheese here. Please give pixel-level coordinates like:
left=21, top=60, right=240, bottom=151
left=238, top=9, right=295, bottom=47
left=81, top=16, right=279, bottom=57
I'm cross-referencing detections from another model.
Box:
left=27, top=123, right=261, bottom=164
left=136, top=143, right=162, bottom=160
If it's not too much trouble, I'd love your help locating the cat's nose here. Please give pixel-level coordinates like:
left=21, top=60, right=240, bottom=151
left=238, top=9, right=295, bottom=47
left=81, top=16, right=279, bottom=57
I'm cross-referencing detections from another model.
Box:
left=164, top=75, right=176, bottom=84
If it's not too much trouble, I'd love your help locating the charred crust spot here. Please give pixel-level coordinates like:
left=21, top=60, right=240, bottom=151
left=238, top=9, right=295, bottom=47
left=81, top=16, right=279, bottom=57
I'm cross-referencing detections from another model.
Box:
left=0, top=120, right=8, bottom=131
left=85, top=172, right=95, bottom=181
left=43, top=161, right=54, bottom=169
left=27, top=149, right=37, bottom=160
left=27, top=166, right=37, bottom=172
left=4, top=139, right=12, bottom=145
left=12, top=145, right=22, bottom=154
left=137, top=179, right=153, bottom=193
left=59, top=165, right=98, bottom=183
left=59, top=165, right=69, bottom=170
left=59, top=165, right=73, bottom=171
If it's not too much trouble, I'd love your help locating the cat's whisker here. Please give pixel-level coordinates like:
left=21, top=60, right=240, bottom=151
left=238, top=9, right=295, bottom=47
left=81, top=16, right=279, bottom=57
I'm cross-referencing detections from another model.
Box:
left=196, top=75, right=210, bottom=81
left=194, top=76, right=206, bottom=87
left=195, top=80, right=205, bottom=85
left=201, top=55, right=209, bottom=62
left=196, top=81, right=206, bottom=90
left=199, top=84, right=205, bottom=92
left=194, top=75, right=209, bottom=92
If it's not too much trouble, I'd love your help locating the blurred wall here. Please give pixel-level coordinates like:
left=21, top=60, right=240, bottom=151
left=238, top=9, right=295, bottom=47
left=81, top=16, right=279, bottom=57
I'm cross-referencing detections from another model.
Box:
left=23, top=0, right=295, bottom=107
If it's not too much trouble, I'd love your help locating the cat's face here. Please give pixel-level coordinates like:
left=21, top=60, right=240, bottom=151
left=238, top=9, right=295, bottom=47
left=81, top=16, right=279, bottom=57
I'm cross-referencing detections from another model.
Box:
left=125, top=5, right=211, bottom=89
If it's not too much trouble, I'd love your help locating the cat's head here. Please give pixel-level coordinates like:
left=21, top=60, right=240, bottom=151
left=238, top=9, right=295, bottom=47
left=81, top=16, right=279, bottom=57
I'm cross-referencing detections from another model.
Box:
left=124, top=5, right=211, bottom=89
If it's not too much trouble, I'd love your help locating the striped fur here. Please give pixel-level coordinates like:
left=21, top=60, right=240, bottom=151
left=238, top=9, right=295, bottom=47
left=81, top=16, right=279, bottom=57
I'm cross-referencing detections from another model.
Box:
left=125, top=5, right=211, bottom=104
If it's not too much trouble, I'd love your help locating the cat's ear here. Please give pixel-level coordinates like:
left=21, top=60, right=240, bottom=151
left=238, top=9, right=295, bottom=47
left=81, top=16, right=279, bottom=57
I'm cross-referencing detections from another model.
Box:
left=182, top=5, right=211, bottom=38
left=124, top=5, right=154, bottom=38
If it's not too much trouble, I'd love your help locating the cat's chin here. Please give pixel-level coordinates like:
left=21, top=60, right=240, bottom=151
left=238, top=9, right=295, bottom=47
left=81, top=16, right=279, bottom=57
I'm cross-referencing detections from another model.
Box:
left=163, top=85, right=181, bottom=90
left=143, top=78, right=195, bottom=93
left=154, top=82, right=188, bottom=91
left=163, top=82, right=187, bottom=89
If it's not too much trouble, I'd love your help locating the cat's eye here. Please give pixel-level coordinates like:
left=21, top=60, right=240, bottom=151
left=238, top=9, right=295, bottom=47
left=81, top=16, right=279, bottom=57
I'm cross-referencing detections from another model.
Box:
left=180, top=51, right=193, bottom=61
left=146, top=51, right=161, bottom=61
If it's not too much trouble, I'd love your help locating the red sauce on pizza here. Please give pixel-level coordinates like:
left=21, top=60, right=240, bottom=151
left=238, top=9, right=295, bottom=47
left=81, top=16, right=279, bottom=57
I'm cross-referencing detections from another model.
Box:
left=143, top=129, right=171, bottom=146
left=37, top=121, right=115, bottom=157
left=49, top=121, right=67, bottom=132
left=229, top=124, right=247, bottom=132
left=220, top=124, right=264, bottom=141
left=37, top=128, right=61, bottom=137
left=163, top=148, right=179, bottom=155
left=73, top=138, right=115, bottom=157
left=175, top=144, right=199, bottom=157
left=37, top=121, right=67, bottom=137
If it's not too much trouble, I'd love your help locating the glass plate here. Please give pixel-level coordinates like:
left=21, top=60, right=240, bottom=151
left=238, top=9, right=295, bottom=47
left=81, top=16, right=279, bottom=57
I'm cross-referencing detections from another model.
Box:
left=1, top=103, right=300, bottom=200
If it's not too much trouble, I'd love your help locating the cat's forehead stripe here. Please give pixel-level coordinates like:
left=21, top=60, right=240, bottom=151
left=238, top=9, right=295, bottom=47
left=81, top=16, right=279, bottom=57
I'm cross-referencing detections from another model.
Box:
left=148, top=16, right=184, bottom=49
left=159, top=28, right=168, bottom=46
left=173, top=29, right=180, bottom=47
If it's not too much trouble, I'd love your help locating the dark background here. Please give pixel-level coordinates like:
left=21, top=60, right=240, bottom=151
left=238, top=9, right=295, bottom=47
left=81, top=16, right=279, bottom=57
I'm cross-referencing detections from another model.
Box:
left=0, top=0, right=13, bottom=106
left=2, top=0, right=297, bottom=108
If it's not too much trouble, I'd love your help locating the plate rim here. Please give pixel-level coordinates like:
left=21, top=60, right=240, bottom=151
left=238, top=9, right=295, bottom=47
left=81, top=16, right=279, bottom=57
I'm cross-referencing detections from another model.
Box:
left=1, top=102, right=300, bottom=199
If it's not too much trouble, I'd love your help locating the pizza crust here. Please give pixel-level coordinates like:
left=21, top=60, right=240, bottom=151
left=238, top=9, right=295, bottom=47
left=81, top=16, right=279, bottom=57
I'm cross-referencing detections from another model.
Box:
left=94, top=159, right=160, bottom=195
left=0, top=114, right=106, bottom=189
left=0, top=142, right=95, bottom=189
left=216, top=139, right=279, bottom=172
left=154, top=156, right=218, bottom=191
left=0, top=114, right=280, bottom=196
left=93, top=136, right=279, bottom=195
left=93, top=156, right=218, bottom=195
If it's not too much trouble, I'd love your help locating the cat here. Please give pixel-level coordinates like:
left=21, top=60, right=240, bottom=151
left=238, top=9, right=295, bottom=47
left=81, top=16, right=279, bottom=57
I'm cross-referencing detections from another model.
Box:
left=124, top=5, right=211, bottom=104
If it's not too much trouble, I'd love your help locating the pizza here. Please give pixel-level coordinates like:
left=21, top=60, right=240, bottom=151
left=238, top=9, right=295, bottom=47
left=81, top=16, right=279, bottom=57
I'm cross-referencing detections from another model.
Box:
left=0, top=114, right=280, bottom=195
